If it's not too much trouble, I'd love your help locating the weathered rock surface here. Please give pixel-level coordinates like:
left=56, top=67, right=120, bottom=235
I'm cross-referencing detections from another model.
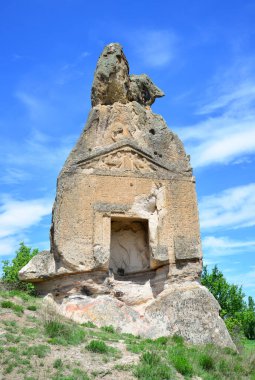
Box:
left=44, top=282, right=235, bottom=349
left=19, top=43, right=235, bottom=349
left=129, top=74, right=164, bottom=106
left=19, top=251, right=56, bottom=281
left=91, top=43, right=164, bottom=107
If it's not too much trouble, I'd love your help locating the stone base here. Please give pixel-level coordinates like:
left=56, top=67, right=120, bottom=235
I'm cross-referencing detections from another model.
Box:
left=43, top=280, right=235, bottom=349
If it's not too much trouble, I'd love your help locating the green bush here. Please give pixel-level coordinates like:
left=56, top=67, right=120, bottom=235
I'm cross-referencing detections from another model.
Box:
left=82, top=321, right=96, bottom=328
left=171, top=356, right=193, bottom=376
left=155, top=336, right=168, bottom=346
left=171, top=334, right=184, bottom=345
left=27, top=305, right=37, bottom=311
left=100, top=325, right=115, bottom=333
left=2, top=242, right=38, bottom=293
left=86, top=340, right=109, bottom=353
left=199, top=353, right=215, bottom=370
left=1, top=300, right=24, bottom=314
left=44, top=320, right=85, bottom=345
left=141, top=351, right=161, bottom=365
left=202, top=265, right=255, bottom=340
left=53, top=358, right=63, bottom=369
left=134, top=352, right=172, bottom=380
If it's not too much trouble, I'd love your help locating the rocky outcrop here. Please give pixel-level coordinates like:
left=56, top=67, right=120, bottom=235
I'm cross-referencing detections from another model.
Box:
left=19, top=43, right=235, bottom=349
left=91, top=43, right=164, bottom=107
left=44, top=281, right=235, bottom=349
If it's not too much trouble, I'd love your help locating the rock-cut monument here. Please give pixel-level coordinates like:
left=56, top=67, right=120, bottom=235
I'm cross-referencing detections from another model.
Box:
left=20, top=43, right=234, bottom=348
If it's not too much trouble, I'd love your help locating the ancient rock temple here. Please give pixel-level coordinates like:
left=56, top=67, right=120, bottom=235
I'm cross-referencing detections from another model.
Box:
left=20, top=43, right=234, bottom=348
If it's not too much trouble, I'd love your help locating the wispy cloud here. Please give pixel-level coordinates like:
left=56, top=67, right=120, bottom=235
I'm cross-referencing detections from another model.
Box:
left=175, top=59, right=255, bottom=168
left=0, top=196, right=52, bottom=238
left=129, top=30, right=178, bottom=68
left=202, top=235, right=255, bottom=257
left=0, top=196, right=52, bottom=256
left=199, top=183, right=255, bottom=231
left=226, top=266, right=255, bottom=292
left=0, top=168, right=30, bottom=185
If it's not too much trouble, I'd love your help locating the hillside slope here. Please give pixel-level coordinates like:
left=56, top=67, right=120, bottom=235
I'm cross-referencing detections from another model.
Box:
left=0, top=289, right=254, bottom=380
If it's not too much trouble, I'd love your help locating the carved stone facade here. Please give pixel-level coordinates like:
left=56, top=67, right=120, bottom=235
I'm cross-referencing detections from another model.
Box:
left=19, top=43, right=235, bottom=348
left=81, top=147, right=157, bottom=174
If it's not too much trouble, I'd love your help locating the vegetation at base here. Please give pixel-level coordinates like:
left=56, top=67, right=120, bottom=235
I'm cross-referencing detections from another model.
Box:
left=1, top=299, right=24, bottom=314
left=0, top=285, right=254, bottom=379
left=100, top=324, right=115, bottom=333
left=1, top=244, right=255, bottom=378
left=1, top=242, right=38, bottom=293
left=86, top=339, right=109, bottom=353
left=81, top=321, right=96, bottom=328
left=44, top=320, right=86, bottom=345
left=202, top=265, right=255, bottom=341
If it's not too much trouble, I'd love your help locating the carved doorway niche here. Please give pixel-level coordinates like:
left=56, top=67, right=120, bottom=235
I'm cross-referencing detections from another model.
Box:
left=109, top=218, right=150, bottom=276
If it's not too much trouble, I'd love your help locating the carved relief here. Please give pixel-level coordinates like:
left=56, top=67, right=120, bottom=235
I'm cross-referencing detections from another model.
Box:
left=111, top=122, right=131, bottom=142
left=109, top=220, right=150, bottom=275
left=82, top=148, right=157, bottom=173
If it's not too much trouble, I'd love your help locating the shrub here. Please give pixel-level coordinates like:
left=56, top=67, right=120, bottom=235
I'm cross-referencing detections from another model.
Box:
left=1, top=300, right=24, bottom=314
left=27, top=305, right=37, bottom=311
left=134, top=363, right=172, bottom=380
left=171, top=334, right=184, bottom=345
left=171, top=356, right=193, bottom=376
left=199, top=353, right=215, bottom=370
left=141, top=351, right=161, bottom=365
left=100, top=325, right=115, bottom=333
left=53, top=358, right=63, bottom=369
left=155, top=336, right=168, bottom=346
left=44, top=320, right=85, bottom=345
left=2, top=242, right=38, bottom=293
left=82, top=321, right=96, bottom=328
left=86, top=340, right=109, bottom=353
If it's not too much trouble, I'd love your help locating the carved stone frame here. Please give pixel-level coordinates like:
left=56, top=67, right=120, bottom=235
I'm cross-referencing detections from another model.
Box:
left=92, top=204, right=169, bottom=271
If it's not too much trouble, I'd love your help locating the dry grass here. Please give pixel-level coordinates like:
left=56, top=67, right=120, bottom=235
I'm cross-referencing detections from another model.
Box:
left=0, top=289, right=254, bottom=380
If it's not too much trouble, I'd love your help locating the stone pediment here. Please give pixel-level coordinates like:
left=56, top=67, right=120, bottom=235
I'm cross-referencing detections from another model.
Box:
left=77, top=144, right=171, bottom=175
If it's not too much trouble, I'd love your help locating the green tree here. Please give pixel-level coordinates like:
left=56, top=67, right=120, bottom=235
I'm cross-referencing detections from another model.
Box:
left=2, top=242, right=38, bottom=292
left=201, top=265, right=246, bottom=318
left=201, top=265, right=255, bottom=340
left=240, top=296, right=255, bottom=339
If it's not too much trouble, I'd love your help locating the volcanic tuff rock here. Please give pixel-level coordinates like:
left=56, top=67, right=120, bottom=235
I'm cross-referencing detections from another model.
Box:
left=19, top=43, right=235, bottom=349
left=91, top=43, right=164, bottom=107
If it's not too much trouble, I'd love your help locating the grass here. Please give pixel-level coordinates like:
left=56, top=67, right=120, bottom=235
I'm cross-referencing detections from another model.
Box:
left=52, top=368, right=90, bottom=380
left=27, top=305, right=37, bottom=311
left=199, top=353, right=215, bottom=370
left=170, top=355, right=193, bottom=376
left=81, top=321, right=96, bottom=328
left=44, top=320, right=86, bottom=345
left=86, top=339, right=111, bottom=353
left=134, top=351, right=172, bottom=380
left=53, top=358, right=64, bottom=369
left=1, top=288, right=255, bottom=380
left=22, top=344, right=51, bottom=358
left=1, top=300, right=24, bottom=314
left=100, top=325, right=115, bottom=333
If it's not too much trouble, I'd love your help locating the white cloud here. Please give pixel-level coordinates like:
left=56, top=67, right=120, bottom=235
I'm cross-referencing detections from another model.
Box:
left=177, top=114, right=255, bottom=168
left=0, top=196, right=52, bottom=257
left=15, top=91, right=49, bottom=122
left=0, top=237, right=20, bottom=257
left=226, top=267, right=255, bottom=292
left=1, top=129, right=75, bottom=176
left=175, top=60, right=255, bottom=168
left=199, top=183, right=255, bottom=230
left=0, top=196, right=52, bottom=238
left=130, top=30, right=177, bottom=67
left=202, top=235, right=255, bottom=257
left=0, top=168, right=30, bottom=185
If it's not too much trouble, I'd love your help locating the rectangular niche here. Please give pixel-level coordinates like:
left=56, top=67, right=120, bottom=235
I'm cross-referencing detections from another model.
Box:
left=109, top=218, right=150, bottom=276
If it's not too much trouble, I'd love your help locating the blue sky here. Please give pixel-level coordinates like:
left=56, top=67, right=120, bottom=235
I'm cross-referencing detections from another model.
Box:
left=0, top=0, right=255, bottom=298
